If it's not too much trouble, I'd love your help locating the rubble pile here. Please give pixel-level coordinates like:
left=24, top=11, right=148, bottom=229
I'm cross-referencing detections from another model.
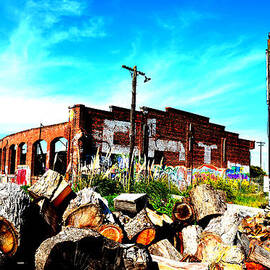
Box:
left=0, top=170, right=269, bottom=269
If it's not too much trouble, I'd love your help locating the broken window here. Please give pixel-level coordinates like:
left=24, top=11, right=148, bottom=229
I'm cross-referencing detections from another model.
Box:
left=19, top=143, right=27, bottom=165
left=154, top=150, right=164, bottom=165
left=50, top=137, right=68, bottom=175
left=9, top=145, right=16, bottom=174
left=33, top=140, right=47, bottom=176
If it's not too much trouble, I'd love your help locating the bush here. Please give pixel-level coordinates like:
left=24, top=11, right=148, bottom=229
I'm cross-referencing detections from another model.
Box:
left=91, top=175, right=124, bottom=197
left=132, top=178, right=182, bottom=216
left=250, top=165, right=266, bottom=178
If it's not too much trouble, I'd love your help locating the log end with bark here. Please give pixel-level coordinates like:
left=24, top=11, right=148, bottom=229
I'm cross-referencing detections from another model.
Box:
left=63, top=203, right=104, bottom=229
left=190, top=184, right=227, bottom=224
left=172, top=202, right=195, bottom=224
left=98, top=223, right=124, bottom=243
left=35, top=227, right=154, bottom=270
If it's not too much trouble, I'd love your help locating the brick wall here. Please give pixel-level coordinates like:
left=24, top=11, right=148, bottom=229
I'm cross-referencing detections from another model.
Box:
left=0, top=104, right=254, bottom=184
left=72, top=104, right=254, bottom=169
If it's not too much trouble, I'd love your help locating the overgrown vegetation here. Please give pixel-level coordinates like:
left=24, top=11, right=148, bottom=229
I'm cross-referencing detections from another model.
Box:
left=71, top=151, right=268, bottom=215
left=250, top=165, right=266, bottom=178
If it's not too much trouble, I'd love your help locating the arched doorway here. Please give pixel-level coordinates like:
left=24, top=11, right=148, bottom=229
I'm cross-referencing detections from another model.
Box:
left=9, top=145, right=16, bottom=174
left=33, top=140, right=47, bottom=176
left=19, top=143, right=27, bottom=165
left=50, top=137, right=68, bottom=175
left=2, top=147, right=6, bottom=174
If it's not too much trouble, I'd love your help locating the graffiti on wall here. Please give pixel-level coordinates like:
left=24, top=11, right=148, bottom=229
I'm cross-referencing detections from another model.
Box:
left=153, top=165, right=189, bottom=188
left=192, top=164, right=225, bottom=181
left=93, top=119, right=186, bottom=161
left=198, top=143, right=217, bottom=164
left=226, top=161, right=249, bottom=180
left=16, top=165, right=31, bottom=185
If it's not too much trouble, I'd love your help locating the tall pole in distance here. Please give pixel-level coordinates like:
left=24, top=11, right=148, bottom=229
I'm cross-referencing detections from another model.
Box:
left=122, top=65, right=151, bottom=180
left=266, top=33, right=270, bottom=206
left=256, top=141, right=265, bottom=169
left=129, top=66, right=137, bottom=177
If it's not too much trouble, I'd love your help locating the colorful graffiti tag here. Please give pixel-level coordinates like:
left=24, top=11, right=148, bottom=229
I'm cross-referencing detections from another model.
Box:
left=192, top=164, right=225, bottom=181
left=225, top=162, right=249, bottom=180
left=153, top=165, right=189, bottom=188
left=225, top=167, right=249, bottom=180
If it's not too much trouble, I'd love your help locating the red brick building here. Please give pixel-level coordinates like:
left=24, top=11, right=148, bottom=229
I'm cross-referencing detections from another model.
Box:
left=0, top=104, right=254, bottom=185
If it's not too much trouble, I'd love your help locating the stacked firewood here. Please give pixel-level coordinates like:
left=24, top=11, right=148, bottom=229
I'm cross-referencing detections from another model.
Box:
left=0, top=170, right=269, bottom=270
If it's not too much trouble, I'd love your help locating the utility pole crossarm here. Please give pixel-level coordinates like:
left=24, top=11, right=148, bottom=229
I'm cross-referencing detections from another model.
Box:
left=122, top=65, right=145, bottom=76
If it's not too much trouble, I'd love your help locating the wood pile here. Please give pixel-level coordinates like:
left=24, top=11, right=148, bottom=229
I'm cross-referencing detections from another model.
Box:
left=0, top=174, right=269, bottom=269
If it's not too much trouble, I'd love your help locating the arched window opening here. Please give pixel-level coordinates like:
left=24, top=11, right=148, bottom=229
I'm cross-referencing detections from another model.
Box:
left=50, top=137, right=68, bottom=175
left=19, top=143, right=27, bottom=165
left=9, top=145, right=16, bottom=174
left=33, top=140, right=47, bottom=176
left=2, top=147, right=6, bottom=174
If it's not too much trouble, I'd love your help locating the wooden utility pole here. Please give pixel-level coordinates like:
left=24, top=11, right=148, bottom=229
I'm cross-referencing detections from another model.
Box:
left=266, top=33, right=270, bottom=206
left=256, top=141, right=265, bottom=169
left=122, top=65, right=151, bottom=180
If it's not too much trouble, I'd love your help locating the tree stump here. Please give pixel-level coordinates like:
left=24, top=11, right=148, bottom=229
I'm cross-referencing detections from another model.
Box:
left=35, top=227, right=153, bottom=270
left=189, top=184, right=227, bottom=223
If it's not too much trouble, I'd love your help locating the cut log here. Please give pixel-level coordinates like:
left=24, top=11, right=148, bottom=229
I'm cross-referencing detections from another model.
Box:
left=0, top=183, right=32, bottom=259
left=172, top=202, right=195, bottom=224
left=189, top=184, right=227, bottom=223
left=245, top=261, right=269, bottom=270
left=149, top=239, right=183, bottom=261
left=63, top=203, right=104, bottom=229
left=172, top=232, right=184, bottom=254
left=151, top=255, right=208, bottom=270
left=124, top=208, right=156, bottom=245
left=236, top=232, right=250, bottom=258
left=248, top=239, right=270, bottom=268
left=203, top=208, right=241, bottom=245
left=196, top=232, right=244, bottom=266
left=182, top=225, right=203, bottom=256
left=162, top=213, right=173, bottom=224
left=28, top=169, right=74, bottom=207
left=98, top=223, right=124, bottom=243
left=37, top=199, right=60, bottom=234
left=136, top=228, right=156, bottom=246
left=114, top=193, right=148, bottom=214
left=62, top=187, right=114, bottom=225
left=0, top=183, right=52, bottom=269
left=35, top=227, right=154, bottom=270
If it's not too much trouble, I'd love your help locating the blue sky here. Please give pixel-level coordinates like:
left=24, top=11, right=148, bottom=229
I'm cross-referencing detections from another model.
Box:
left=0, top=0, right=269, bottom=169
